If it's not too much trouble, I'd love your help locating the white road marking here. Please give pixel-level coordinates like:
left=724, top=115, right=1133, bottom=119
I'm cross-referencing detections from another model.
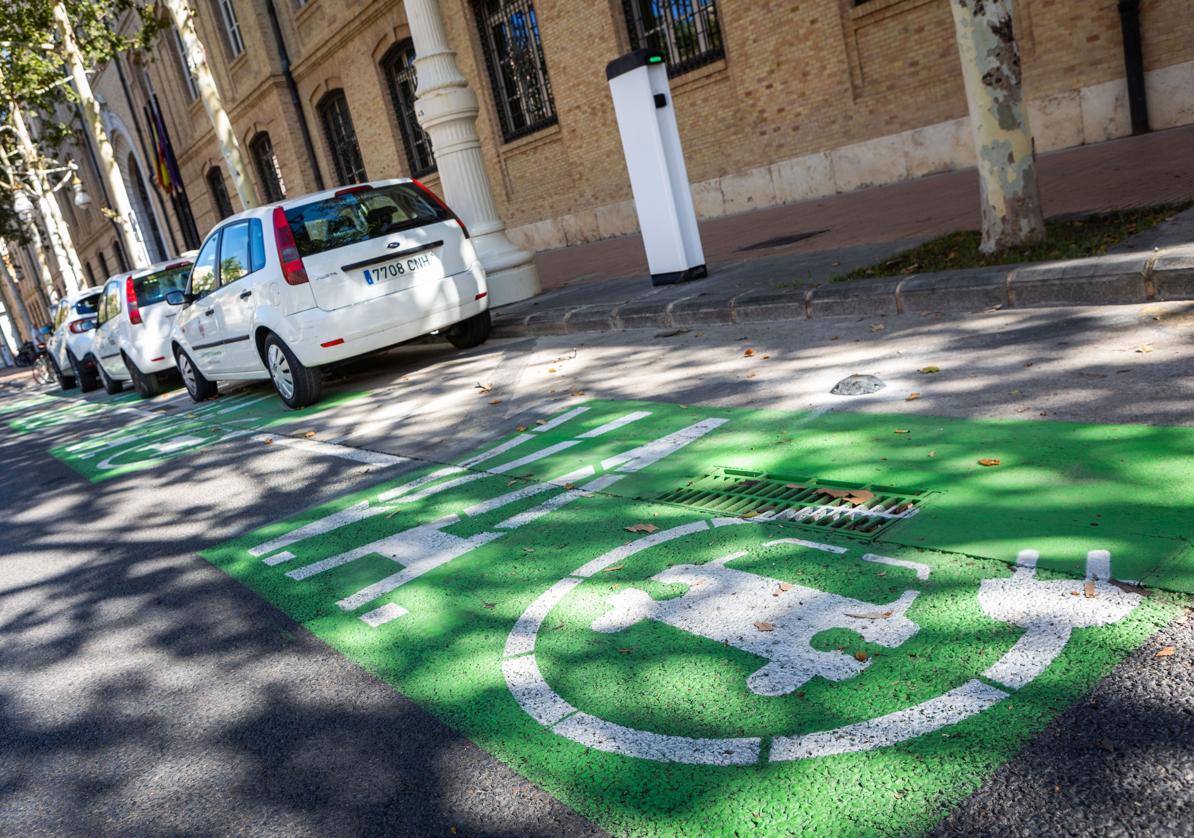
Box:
left=769, top=680, right=1009, bottom=761
left=532, top=406, right=589, bottom=433
left=552, top=712, right=760, bottom=767
left=262, top=550, right=296, bottom=567
left=861, top=553, right=932, bottom=580
left=577, top=410, right=651, bottom=438
left=763, top=537, right=848, bottom=555
left=505, top=577, right=584, bottom=658
left=359, top=602, right=410, bottom=627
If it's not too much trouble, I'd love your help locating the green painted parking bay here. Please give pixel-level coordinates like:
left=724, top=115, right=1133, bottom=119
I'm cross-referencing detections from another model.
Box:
left=202, top=400, right=1189, bottom=834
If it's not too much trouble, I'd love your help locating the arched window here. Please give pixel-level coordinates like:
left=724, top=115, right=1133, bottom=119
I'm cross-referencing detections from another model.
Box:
left=249, top=132, right=287, bottom=203
left=128, top=152, right=166, bottom=262
left=381, top=41, right=436, bottom=178
left=207, top=166, right=234, bottom=220
left=473, top=0, right=557, bottom=141
left=622, top=0, right=723, bottom=76
left=317, top=90, right=367, bottom=186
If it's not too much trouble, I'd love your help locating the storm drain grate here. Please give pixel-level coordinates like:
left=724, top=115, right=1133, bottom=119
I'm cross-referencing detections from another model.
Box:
left=654, top=467, right=929, bottom=539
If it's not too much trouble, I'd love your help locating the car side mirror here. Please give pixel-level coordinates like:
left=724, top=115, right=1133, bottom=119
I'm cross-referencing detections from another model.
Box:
left=165, top=289, right=191, bottom=306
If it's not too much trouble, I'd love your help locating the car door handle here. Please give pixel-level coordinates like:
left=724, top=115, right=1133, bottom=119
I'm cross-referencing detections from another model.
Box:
left=239, top=290, right=252, bottom=300
left=204, top=308, right=215, bottom=316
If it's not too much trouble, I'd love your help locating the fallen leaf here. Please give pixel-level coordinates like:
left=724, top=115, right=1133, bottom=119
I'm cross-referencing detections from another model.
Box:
left=1136, top=344, right=1153, bottom=354
left=977, top=458, right=1001, bottom=467
left=784, top=483, right=806, bottom=490
left=845, top=610, right=894, bottom=620
left=905, top=392, right=921, bottom=401
left=507, top=479, right=519, bottom=487
left=516, top=425, right=528, bottom=432
left=618, top=648, right=634, bottom=654
left=522, top=546, right=535, bottom=554
left=870, top=323, right=885, bottom=333
left=754, top=621, right=775, bottom=632
left=761, top=355, right=770, bottom=360
left=547, top=367, right=557, bottom=373
left=304, top=430, right=316, bottom=439
left=535, top=418, right=547, bottom=426
left=570, top=389, right=585, bottom=397
left=894, top=429, right=910, bottom=434
left=816, top=487, right=874, bottom=505
left=262, top=437, right=273, bottom=445
left=743, top=348, right=755, bottom=357
left=489, top=399, right=502, bottom=405
left=740, top=510, right=759, bottom=519
left=563, top=482, right=575, bottom=490
left=602, top=564, right=625, bottom=573
left=919, top=366, right=940, bottom=374
left=475, top=382, right=493, bottom=392
left=1155, top=646, right=1175, bottom=658
left=482, top=602, right=496, bottom=609
left=854, top=650, right=870, bottom=662
left=1084, top=580, right=1098, bottom=598
left=625, top=523, right=659, bottom=534
left=927, top=450, right=936, bottom=458
left=745, top=372, right=757, bottom=379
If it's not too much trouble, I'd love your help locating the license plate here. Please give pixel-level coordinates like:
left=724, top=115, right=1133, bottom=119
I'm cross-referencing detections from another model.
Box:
left=363, top=252, right=435, bottom=286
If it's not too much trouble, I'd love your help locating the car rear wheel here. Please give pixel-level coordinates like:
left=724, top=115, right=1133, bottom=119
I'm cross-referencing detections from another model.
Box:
left=125, top=353, right=162, bottom=399
left=264, top=334, right=322, bottom=409
left=71, top=351, right=99, bottom=393
left=446, top=310, right=491, bottom=349
left=51, top=355, right=76, bottom=390
left=98, top=361, right=124, bottom=395
left=176, top=348, right=217, bottom=403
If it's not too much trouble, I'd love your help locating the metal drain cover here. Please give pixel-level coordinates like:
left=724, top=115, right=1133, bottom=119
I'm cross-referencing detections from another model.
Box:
left=655, top=466, right=928, bottom=539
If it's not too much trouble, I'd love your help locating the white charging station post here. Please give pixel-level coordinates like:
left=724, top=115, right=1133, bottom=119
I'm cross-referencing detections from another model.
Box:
left=606, top=49, right=706, bottom=286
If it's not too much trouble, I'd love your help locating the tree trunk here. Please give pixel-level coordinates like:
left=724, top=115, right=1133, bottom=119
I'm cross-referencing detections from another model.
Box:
left=950, top=0, right=1045, bottom=254
left=0, top=243, right=36, bottom=341
left=161, top=0, right=258, bottom=211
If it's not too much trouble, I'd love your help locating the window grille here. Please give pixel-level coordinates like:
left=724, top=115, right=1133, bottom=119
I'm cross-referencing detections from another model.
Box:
left=207, top=167, right=234, bottom=219
left=622, top=0, right=724, bottom=76
left=317, top=91, right=368, bottom=185
left=250, top=133, right=287, bottom=203
left=171, top=28, right=199, bottom=99
left=473, top=0, right=557, bottom=142
left=381, top=41, right=436, bottom=178
left=215, top=0, right=245, bottom=58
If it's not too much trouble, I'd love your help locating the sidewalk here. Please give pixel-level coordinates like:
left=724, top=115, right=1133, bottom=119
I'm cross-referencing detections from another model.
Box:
left=496, top=126, right=1194, bottom=336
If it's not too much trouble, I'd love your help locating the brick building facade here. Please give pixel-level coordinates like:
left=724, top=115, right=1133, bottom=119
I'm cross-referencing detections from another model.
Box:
left=26, top=0, right=1194, bottom=308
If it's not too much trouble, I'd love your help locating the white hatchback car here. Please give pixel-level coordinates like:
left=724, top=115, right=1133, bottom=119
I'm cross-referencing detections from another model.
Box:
left=167, top=178, right=490, bottom=408
left=46, top=287, right=103, bottom=392
left=92, top=257, right=194, bottom=398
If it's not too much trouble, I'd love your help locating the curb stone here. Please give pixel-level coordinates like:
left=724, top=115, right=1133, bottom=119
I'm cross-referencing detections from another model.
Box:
left=492, top=243, right=1194, bottom=338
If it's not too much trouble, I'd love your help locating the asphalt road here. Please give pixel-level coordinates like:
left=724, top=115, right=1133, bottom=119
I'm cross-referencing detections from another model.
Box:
left=1, top=300, right=1192, bottom=835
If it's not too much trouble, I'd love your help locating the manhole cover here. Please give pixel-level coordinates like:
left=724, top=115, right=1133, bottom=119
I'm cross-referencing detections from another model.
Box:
left=655, top=467, right=928, bottom=539
left=737, top=230, right=828, bottom=252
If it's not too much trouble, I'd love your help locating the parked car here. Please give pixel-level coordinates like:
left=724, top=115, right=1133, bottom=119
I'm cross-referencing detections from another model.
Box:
left=92, top=257, right=194, bottom=398
left=167, top=178, right=490, bottom=408
left=46, top=287, right=103, bottom=392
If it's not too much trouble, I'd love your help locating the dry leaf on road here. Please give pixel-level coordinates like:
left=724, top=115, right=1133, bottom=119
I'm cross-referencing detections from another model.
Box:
left=570, top=389, right=585, bottom=396
left=1155, top=646, right=1176, bottom=658
left=754, top=621, right=775, bottom=632
left=535, top=418, right=547, bottom=426
left=602, top=564, right=626, bottom=573
left=854, top=650, right=870, bottom=662
left=870, top=323, right=885, bottom=333
left=816, top=487, right=874, bottom=505
left=919, top=366, right=941, bottom=374
left=262, top=437, right=273, bottom=445
left=489, top=399, right=502, bottom=405
left=1136, top=344, right=1153, bottom=353
left=625, top=523, right=659, bottom=534
left=475, top=382, right=493, bottom=392
left=304, top=431, right=316, bottom=439
left=894, top=429, right=910, bottom=434
left=977, top=458, right=1001, bottom=467
left=846, top=610, right=894, bottom=620
left=1084, top=580, right=1098, bottom=598
left=906, top=392, right=921, bottom=401
left=516, top=425, right=528, bottom=432
left=743, top=348, right=754, bottom=357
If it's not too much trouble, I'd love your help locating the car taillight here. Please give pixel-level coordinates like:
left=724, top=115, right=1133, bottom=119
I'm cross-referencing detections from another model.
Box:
left=272, top=206, right=308, bottom=286
left=125, top=275, right=142, bottom=324
left=68, top=318, right=95, bottom=334
left=412, top=179, right=469, bottom=239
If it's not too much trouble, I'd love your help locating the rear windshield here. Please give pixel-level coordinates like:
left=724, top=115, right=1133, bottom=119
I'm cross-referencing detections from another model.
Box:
left=285, top=183, right=450, bottom=258
left=73, top=295, right=100, bottom=316
left=135, top=265, right=191, bottom=306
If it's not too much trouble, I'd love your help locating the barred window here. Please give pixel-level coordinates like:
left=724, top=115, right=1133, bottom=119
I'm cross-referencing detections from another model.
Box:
left=381, top=41, right=436, bottom=178
left=207, top=167, right=234, bottom=220
left=317, top=90, right=368, bottom=186
left=250, top=132, right=287, bottom=203
left=214, top=0, right=245, bottom=58
left=623, top=0, right=723, bottom=76
left=473, top=0, right=557, bottom=142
